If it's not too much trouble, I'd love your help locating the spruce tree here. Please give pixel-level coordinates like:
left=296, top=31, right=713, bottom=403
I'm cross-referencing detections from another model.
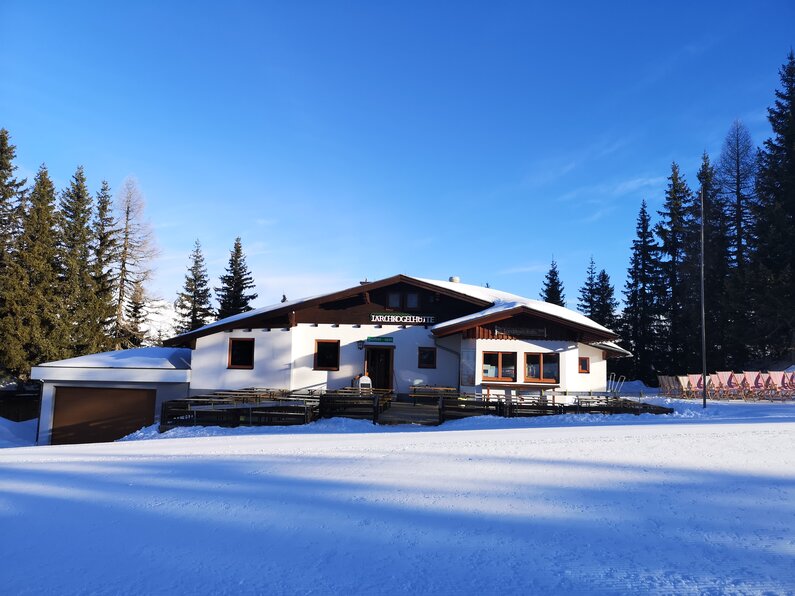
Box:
left=655, top=162, right=694, bottom=373
left=540, top=259, right=565, bottom=307
left=215, top=237, right=258, bottom=320
left=577, top=257, right=597, bottom=318
left=0, top=166, right=68, bottom=376
left=174, top=239, right=214, bottom=333
left=695, top=153, right=733, bottom=370
left=592, top=269, right=619, bottom=331
left=124, top=280, right=148, bottom=347
left=750, top=50, right=795, bottom=363
left=0, top=130, right=27, bottom=375
left=717, top=121, right=757, bottom=272
left=59, top=166, right=100, bottom=356
left=620, top=200, right=663, bottom=385
left=90, top=180, right=120, bottom=351
left=0, top=129, right=26, bottom=260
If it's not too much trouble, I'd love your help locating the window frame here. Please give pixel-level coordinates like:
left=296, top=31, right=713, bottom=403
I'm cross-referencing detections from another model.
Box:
left=481, top=351, right=517, bottom=382
left=227, top=338, right=255, bottom=370
left=578, top=356, right=590, bottom=374
left=314, top=340, right=341, bottom=371
left=524, top=352, right=559, bottom=383
left=418, top=347, right=437, bottom=369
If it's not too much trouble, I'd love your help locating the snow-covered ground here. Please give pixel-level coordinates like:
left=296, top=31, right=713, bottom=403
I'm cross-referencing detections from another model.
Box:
left=1, top=400, right=794, bottom=594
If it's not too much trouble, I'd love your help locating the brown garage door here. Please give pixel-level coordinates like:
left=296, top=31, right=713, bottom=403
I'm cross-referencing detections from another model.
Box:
left=52, top=387, right=156, bottom=445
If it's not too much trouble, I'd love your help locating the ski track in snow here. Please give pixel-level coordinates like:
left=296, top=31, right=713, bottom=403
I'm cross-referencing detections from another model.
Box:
left=0, top=400, right=794, bottom=594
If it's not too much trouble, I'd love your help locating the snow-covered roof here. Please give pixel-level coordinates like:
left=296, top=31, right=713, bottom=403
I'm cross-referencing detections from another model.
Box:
left=422, top=277, right=615, bottom=337
left=168, top=296, right=316, bottom=341
left=165, top=274, right=617, bottom=345
left=35, top=347, right=192, bottom=370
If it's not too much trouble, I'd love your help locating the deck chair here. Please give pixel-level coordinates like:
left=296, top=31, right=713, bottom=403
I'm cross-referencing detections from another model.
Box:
left=759, top=373, right=775, bottom=401
left=709, top=373, right=723, bottom=399
left=716, top=371, right=743, bottom=400
left=658, top=375, right=676, bottom=397
left=766, top=371, right=789, bottom=400
left=687, top=374, right=709, bottom=399
left=676, top=375, right=694, bottom=399
left=740, top=371, right=764, bottom=401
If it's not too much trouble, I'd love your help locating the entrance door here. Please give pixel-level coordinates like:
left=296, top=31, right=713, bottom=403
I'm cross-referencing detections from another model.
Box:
left=365, top=347, right=393, bottom=390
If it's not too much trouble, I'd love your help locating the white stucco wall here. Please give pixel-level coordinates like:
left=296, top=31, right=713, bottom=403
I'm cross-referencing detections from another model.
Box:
left=188, top=328, right=293, bottom=395
left=290, top=324, right=459, bottom=394
left=462, top=338, right=607, bottom=397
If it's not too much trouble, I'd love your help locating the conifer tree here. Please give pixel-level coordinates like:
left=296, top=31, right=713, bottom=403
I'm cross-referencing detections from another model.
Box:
left=60, top=166, right=100, bottom=356
left=124, top=280, right=148, bottom=347
left=112, top=178, right=155, bottom=347
left=0, top=130, right=27, bottom=373
left=0, top=166, right=68, bottom=376
left=751, top=50, right=795, bottom=362
left=90, top=180, right=120, bottom=351
left=0, top=129, right=25, bottom=260
left=694, top=153, right=733, bottom=370
left=540, top=259, right=565, bottom=307
left=577, top=257, right=597, bottom=318
left=620, top=200, right=663, bottom=384
left=174, top=240, right=214, bottom=333
left=717, top=121, right=756, bottom=272
left=655, top=162, right=694, bottom=373
left=592, top=269, right=619, bottom=331
left=215, top=237, right=258, bottom=320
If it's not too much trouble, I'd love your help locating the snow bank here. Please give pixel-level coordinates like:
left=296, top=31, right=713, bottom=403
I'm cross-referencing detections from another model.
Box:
left=0, top=417, right=37, bottom=448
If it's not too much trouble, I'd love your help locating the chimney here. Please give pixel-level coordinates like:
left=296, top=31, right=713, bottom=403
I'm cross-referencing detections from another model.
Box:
left=449, top=276, right=460, bottom=283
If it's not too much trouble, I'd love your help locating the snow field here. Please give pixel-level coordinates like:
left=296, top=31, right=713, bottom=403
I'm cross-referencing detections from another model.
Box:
left=1, top=406, right=794, bottom=594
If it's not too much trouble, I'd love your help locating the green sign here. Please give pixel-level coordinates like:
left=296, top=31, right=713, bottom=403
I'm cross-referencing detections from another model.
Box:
left=366, top=336, right=394, bottom=343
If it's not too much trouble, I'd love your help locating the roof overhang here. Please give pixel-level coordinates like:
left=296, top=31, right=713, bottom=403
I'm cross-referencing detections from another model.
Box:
left=30, top=366, right=191, bottom=383
left=432, top=305, right=618, bottom=342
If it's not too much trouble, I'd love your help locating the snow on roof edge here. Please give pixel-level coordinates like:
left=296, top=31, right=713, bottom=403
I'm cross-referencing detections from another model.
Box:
left=35, top=347, right=192, bottom=369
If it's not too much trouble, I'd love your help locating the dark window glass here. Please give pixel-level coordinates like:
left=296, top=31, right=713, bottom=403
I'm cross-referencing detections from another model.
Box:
left=483, top=353, right=499, bottom=378
left=483, top=352, right=516, bottom=381
left=525, top=353, right=559, bottom=382
left=579, top=357, right=590, bottom=373
left=525, top=354, right=541, bottom=379
left=315, top=340, right=340, bottom=370
left=543, top=353, right=560, bottom=382
left=387, top=292, right=401, bottom=309
left=418, top=347, right=436, bottom=369
left=229, top=339, right=255, bottom=369
left=405, top=292, right=420, bottom=310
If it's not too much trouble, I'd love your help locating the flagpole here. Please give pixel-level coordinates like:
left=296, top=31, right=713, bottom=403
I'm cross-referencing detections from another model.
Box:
left=700, top=187, right=707, bottom=409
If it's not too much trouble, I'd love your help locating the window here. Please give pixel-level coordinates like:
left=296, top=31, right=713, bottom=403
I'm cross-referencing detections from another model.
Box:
left=482, top=352, right=517, bottom=382
left=386, top=291, right=421, bottom=311
left=314, top=340, right=340, bottom=370
left=418, top=347, right=436, bottom=369
left=228, top=338, right=255, bottom=369
left=525, top=353, right=559, bottom=383
left=579, top=357, right=590, bottom=374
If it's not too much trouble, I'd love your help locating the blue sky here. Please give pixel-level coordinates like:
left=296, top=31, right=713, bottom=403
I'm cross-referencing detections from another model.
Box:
left=1, top=1, right=793, bottom=308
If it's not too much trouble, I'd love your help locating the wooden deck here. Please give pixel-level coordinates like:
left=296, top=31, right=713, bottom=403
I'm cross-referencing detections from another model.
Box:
left=158, top=387, right=674, bottom=432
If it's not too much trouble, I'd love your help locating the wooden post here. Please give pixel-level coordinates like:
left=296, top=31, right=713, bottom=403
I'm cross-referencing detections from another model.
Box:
left=372, top=396, right=379, bottom=425
left=438, top=394, right=445, bottom=424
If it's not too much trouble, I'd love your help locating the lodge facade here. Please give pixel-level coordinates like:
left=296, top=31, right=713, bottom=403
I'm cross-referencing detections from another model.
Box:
left=32, top=275, right=629, bottom=444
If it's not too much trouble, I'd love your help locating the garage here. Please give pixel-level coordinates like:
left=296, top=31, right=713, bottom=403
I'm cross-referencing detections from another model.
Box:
left=51, top=387, right=156, bottom=445
left=31, top=347, right=192, bottom=445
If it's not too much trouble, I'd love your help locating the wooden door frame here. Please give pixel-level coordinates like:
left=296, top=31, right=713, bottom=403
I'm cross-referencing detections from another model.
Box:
left=364, top=346, right=394, bottom=390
